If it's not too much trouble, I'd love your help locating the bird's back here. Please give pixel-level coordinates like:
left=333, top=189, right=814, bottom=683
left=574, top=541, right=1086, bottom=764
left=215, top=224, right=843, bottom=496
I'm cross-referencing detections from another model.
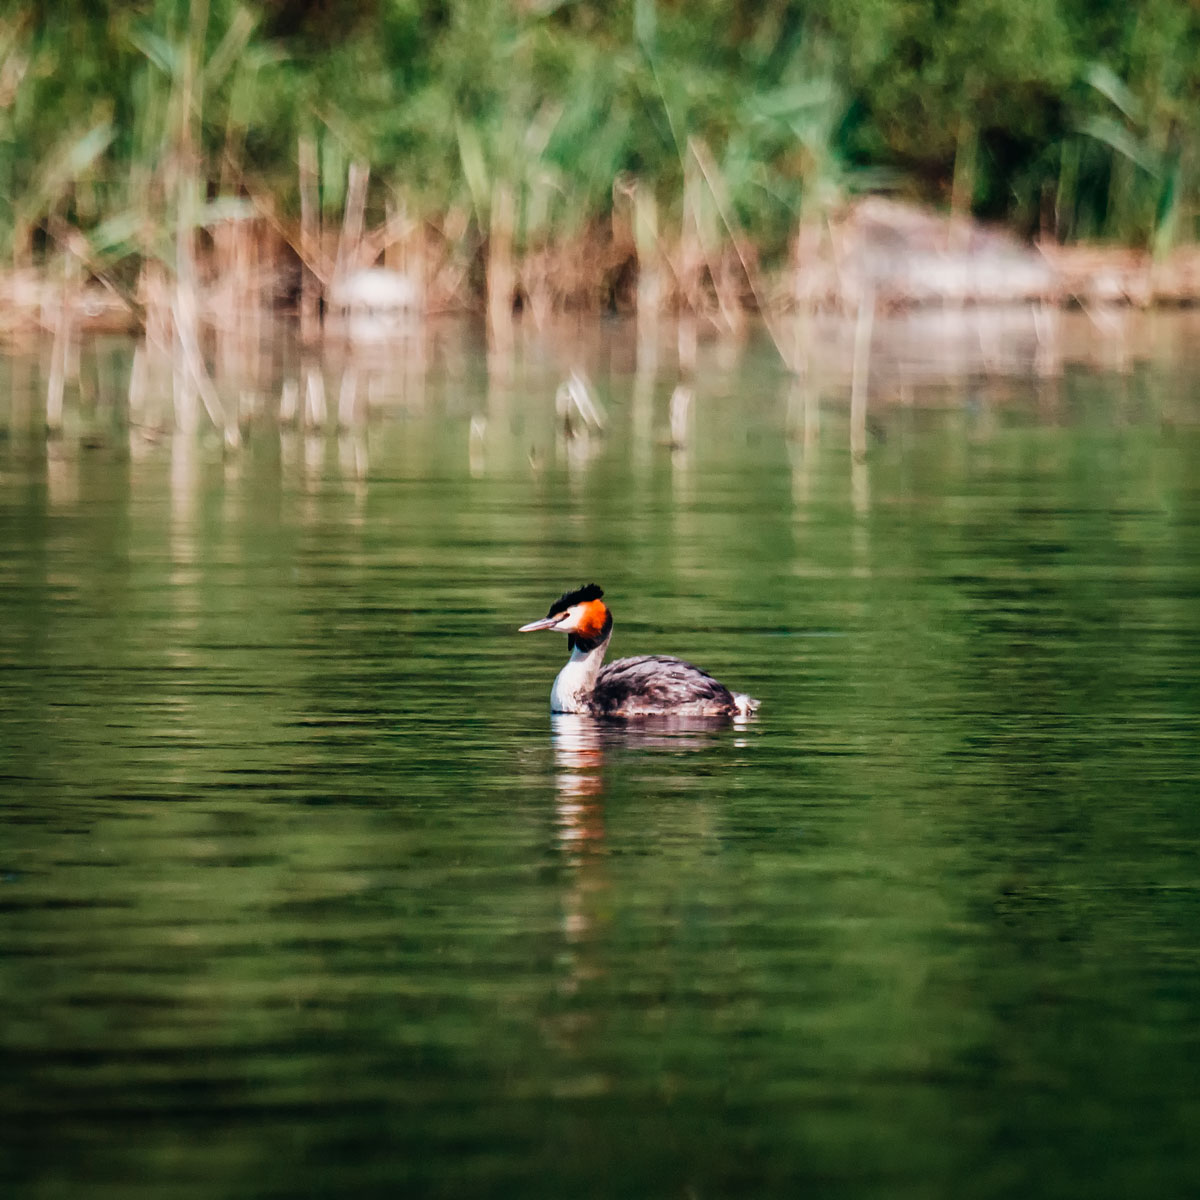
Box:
left=592, top=654, right=752, bottom=717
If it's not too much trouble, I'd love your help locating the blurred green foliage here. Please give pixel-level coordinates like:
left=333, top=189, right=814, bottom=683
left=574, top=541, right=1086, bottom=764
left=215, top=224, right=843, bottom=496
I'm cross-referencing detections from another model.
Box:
left=0, top=0, right=1197, bottom=280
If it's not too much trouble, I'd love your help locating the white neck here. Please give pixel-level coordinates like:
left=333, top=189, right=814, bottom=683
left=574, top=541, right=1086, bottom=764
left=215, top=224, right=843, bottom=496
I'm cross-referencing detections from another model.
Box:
left=550, top=636, right=610, bottom=713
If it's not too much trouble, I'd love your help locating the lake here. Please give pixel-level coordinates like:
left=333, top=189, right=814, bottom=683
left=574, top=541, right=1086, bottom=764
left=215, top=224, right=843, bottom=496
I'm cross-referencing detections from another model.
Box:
left=2, top=310, right=1199, bottom=1199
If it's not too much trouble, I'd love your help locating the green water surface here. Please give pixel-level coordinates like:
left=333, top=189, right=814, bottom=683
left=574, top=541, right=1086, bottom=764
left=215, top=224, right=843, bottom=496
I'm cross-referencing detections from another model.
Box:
left=2, top=319, right=1199, bottom=1199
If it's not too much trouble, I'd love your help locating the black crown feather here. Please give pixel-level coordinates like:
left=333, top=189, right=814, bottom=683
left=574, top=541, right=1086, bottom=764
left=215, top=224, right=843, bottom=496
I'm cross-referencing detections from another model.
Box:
left=547, top=582, right=604, bottom=617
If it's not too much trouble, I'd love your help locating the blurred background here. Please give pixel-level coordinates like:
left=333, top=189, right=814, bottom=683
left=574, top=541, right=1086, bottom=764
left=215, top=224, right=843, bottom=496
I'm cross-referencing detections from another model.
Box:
left=3, top=6, right=1200, bottom=1200
left=1, top=0, right=1198, bottom=344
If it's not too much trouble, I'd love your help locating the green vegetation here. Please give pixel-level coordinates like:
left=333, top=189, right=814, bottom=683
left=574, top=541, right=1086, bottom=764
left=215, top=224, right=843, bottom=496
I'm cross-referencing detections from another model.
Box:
left=1, top=0, right=1198, bottom=316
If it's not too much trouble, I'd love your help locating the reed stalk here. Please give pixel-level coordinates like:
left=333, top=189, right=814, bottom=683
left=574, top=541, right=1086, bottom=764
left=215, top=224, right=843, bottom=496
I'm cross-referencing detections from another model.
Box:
left=45, top=272, right=74, bottom=433
left=950, top=118, right=977, bottom=252
left=678, top=152, right=703, bottom=322
left=487, top=181, right=516, bottom=353
left=633, top=181, right=662, bottom=330
left=298, top=134, right=321, bottom=341
left=333, top=161, right=370, bottom=284
left=850, top=286, right=874, bottom=460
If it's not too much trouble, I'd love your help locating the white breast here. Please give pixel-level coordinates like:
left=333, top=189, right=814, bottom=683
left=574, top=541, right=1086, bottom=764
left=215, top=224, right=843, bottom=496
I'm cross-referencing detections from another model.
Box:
left=550, top=644, right=605, bottom=713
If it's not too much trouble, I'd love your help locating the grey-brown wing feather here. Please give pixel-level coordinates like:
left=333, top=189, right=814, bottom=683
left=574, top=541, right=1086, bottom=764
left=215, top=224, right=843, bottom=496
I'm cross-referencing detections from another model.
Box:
left=592, top=654, right=738, bottom=715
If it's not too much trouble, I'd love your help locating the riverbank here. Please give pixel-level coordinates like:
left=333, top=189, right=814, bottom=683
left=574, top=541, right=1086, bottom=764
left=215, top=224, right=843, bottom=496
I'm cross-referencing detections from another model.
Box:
left=2, top=198, right=1198, bottom=350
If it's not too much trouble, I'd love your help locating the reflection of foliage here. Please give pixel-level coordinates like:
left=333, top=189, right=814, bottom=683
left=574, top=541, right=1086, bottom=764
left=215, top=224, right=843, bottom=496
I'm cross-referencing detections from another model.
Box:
left=0, top=0, right=1197, bottom=280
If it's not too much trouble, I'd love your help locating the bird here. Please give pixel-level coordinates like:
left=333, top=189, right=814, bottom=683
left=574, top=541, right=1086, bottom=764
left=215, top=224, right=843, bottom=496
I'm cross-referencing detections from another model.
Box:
left=519, top=584, right=759, bottom=718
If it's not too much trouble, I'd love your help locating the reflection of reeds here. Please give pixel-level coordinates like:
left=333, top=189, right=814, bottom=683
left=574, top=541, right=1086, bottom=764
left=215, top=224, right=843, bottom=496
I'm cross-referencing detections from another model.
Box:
left=667, top=384, right=693, bottom=450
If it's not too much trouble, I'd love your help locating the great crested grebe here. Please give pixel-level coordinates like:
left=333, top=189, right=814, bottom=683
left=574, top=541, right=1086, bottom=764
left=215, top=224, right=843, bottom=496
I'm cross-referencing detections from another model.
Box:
left=519, top=584, right=759, bottom=718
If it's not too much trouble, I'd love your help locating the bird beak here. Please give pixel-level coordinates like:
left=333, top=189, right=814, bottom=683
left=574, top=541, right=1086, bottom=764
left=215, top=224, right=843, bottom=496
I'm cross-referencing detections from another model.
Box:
left=518, top=616, right=561, bottom=633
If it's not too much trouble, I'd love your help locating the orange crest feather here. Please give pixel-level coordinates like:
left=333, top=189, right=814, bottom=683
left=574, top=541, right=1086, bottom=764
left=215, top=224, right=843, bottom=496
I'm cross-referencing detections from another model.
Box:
left=575, top=599, right=609, bottom=640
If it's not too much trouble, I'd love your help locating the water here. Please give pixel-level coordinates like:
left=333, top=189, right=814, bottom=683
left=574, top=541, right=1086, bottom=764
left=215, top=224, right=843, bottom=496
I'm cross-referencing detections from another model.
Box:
left=2, top=314, right=1200, bottom=1199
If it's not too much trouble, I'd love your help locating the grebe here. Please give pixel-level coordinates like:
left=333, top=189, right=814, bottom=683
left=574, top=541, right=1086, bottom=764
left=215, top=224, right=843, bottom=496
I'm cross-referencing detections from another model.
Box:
left=519, top=584, right=759, bottom=718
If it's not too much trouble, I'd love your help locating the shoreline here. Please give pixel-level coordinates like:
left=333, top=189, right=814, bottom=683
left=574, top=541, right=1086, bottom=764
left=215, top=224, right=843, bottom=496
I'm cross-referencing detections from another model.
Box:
left=2, top=199, right=1199, bottom=342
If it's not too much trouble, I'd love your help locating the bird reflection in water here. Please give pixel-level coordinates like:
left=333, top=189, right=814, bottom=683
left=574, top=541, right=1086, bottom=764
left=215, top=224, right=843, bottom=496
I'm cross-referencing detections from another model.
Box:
left=551, top=712, right=748, bottom=872
left=551, top=715, right=608, bottom=873
left=552, top=713, right=741, bottom=825
left=547, top=714, right=753, bottom=1061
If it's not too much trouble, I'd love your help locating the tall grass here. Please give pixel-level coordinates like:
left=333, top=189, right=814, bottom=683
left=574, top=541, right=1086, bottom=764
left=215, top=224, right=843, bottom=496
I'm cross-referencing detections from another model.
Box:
left=0, top=0, right=1196, bottom=336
